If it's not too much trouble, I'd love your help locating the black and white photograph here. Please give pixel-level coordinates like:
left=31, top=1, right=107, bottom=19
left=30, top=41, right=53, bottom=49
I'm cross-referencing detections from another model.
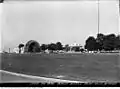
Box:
left=0, top=0, right=120, bottom=86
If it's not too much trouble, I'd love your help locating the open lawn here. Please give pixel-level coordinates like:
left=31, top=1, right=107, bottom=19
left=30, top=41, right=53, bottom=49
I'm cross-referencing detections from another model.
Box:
left=0, top=53, right=120, bottom=82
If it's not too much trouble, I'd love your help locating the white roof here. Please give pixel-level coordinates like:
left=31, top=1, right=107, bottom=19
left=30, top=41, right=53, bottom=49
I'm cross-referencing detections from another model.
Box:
left=70, top=43, right=82, bottom=47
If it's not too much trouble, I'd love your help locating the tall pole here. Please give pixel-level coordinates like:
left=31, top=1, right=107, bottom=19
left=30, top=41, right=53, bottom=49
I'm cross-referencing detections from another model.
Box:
left=118, top=0, right=120, bottom=82
left=98, top=0, right=100, bottom=35
left=97, top=0, right=100, bottom=52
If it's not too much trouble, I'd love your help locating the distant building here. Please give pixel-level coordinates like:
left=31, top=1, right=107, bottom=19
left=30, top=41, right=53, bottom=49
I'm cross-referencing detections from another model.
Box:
left=69, top=42, right=83, bottom=52
left=45, top=49, right=50, bottom=53
left=13, top=48, right=19, bottom=53
left=13, top=46, right=24, bottom=54
left=21, top=47, right=24, bottom=53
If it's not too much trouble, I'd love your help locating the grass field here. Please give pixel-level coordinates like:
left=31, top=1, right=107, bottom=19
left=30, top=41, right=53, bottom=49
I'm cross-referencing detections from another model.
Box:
left=0, top=53, right=120, bottom=82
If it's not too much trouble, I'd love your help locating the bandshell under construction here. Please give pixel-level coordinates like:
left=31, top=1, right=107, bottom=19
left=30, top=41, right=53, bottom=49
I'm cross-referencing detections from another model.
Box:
left=24, top=40, right=40, bottom=53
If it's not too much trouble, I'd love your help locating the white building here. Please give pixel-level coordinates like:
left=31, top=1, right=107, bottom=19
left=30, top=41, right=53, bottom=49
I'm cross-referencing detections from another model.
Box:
left=70, top=43, right=81, bottom=47
left=21, top=47, right=24, bottom=53
left=45, top=49, right=49, bottom=53
left=69, top=42, right=83, bottom=51
left=13, top=46, right=25, bottom=53
left=13, top=48, right=19, bottom=53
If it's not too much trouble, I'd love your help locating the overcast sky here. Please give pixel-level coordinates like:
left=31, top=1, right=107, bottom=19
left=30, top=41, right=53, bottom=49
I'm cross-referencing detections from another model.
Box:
left=1, top=0, right=119, bottom=52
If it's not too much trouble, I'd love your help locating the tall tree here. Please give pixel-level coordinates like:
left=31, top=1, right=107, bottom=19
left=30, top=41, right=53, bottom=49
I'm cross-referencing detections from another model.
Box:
left=85, top=36, right=97, bottom=51
left=48, top=43, right=57, bottom=51
left=97, top=33, right=104, bottom=42
left=18, top=44, right=24, bottom=53
left=41, top=44, right=48, bottom=51
left=96, top=33, right=105, bottom=50
left=85, top=33, right=119, bottom=51
left=30, top=43, right=41, bottom=52
left=115, top=35, right=120, bottom=50
left=56, top=42, right=63, bottom=50
left=64, top=44, right=70, bottom=52
left=102, top=34, right=116, bottom=51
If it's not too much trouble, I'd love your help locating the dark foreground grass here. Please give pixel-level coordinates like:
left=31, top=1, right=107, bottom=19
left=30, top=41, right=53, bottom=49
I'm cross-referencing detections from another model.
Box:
left=0, top=53, right=120, bottom=82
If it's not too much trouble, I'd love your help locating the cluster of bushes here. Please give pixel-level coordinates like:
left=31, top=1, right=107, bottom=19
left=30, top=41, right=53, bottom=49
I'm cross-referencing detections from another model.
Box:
left=40, top=42, right=63, bottom=51
left=84, top=33, right=120, bottom=51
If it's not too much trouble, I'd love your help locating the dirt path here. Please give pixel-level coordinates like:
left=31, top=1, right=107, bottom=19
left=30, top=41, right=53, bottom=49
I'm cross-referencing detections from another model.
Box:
left=0, top=70, right=81, bottom=83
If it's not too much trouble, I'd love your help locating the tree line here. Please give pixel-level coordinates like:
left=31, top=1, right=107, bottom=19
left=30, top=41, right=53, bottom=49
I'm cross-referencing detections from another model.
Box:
left=18, top=42, right=64, bottom=53
left=40, top=42, right=63, bottom=51
left=40, top=43, right=84, bottom=52
left=84, top=33, right=120, bottom=51
left=17, top=33, right=120, bottom=53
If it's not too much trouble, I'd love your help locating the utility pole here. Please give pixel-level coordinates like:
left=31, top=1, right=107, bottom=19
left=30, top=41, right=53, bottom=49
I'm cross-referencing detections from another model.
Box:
left=97, top=0, right=100, bottom=52
left=98, top=0, right=100, bottom=35
left=118, top=0, right=120, bottom=82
